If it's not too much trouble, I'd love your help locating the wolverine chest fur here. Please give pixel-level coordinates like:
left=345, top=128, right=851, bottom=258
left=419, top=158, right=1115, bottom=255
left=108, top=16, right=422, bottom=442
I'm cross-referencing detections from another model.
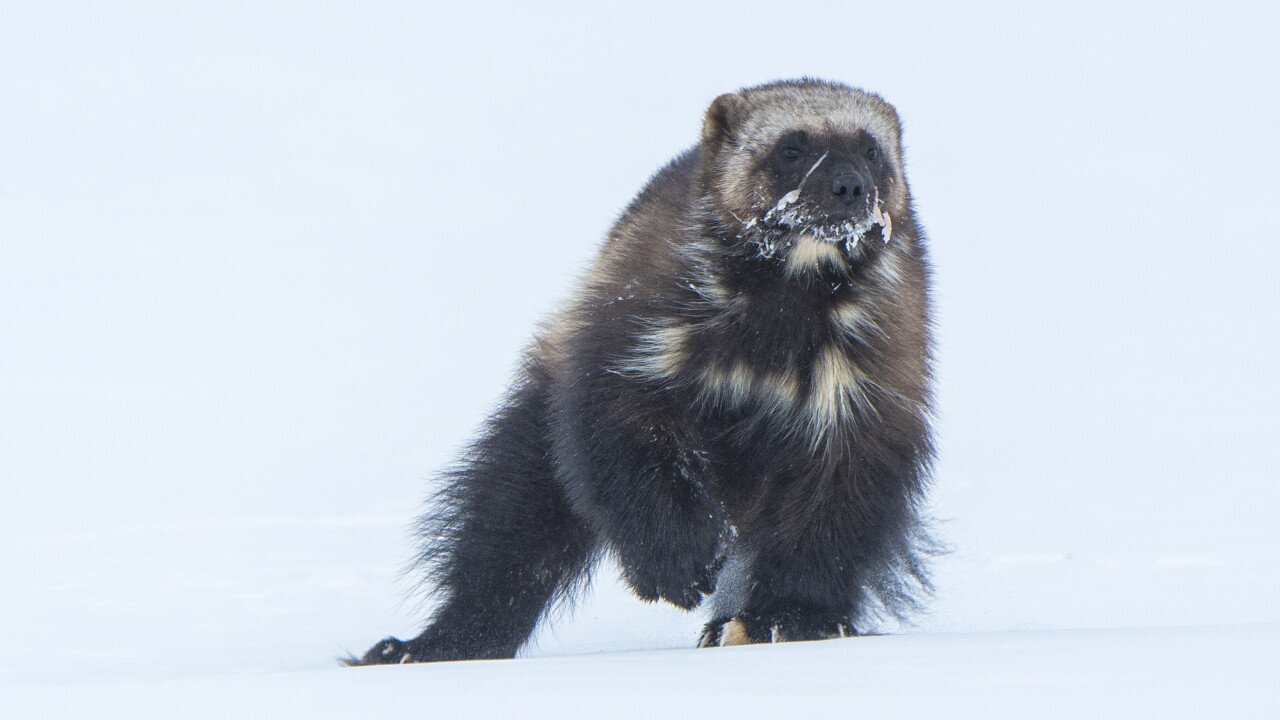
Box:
left=579, top=227, right=930, bottom=550
left=607, top=234, right=923, bottom=454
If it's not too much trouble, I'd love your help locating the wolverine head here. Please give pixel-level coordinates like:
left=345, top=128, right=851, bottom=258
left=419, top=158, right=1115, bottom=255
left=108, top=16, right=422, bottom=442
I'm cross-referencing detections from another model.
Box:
left=700, top=79, right=908, bottom=266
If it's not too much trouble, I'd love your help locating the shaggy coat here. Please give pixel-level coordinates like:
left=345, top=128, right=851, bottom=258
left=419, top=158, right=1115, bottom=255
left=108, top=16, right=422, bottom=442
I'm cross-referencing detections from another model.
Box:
left=351, top=79, right=935, bottom=664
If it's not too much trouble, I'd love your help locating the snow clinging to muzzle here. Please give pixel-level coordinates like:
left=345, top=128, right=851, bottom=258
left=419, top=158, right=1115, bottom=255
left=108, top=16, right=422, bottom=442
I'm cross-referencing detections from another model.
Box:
left=738, top=179, right=893, bottom=260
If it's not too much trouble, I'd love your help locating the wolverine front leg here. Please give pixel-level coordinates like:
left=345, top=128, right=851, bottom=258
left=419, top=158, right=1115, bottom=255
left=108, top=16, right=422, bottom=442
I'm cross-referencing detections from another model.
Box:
left=698, top=543, right=860, bottom=647
left=552, top=369, right=731, bottom=610
left=699, top=495, right=906, bottom=646
left=611, top=440, right=729, bottom=609
left=695, top=418, right=930, bottom=648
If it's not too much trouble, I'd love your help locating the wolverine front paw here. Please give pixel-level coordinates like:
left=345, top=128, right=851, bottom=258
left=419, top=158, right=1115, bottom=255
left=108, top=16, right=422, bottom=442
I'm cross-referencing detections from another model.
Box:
left=622, top=550, right=723, bottom=610
left=344, top=637, right=415, bottom=666
left=618, top=520, right=728, bottom=610
left=697, top=612, right=857, bottom=647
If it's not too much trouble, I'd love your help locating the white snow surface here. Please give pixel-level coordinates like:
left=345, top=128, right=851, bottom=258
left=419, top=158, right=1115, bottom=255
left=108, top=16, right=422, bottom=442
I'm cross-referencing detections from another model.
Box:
left=3, top=1, right=1279, bottom=717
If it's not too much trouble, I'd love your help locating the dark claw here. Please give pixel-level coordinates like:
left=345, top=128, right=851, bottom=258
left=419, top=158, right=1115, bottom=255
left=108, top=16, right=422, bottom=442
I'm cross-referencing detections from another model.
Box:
left=343, top=637, right=412, bottom=666
left=697, top=616, right=732, bottom=648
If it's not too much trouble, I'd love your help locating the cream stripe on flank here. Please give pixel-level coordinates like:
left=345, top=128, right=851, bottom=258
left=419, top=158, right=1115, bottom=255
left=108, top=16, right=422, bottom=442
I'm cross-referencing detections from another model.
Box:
left=808, top=344, right=878, bottom=431
left=830, top=299, right=887, bottom=342
left=698, top=362, right=801, bottom=415
left=619, top=322, right=691, bottom=379
left=700, top=361, right=755, bottom=406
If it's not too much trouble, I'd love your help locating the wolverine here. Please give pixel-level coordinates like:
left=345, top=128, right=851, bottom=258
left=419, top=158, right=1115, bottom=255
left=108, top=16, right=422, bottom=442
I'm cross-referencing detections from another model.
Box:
left=349, top=78, right=935, bottom=664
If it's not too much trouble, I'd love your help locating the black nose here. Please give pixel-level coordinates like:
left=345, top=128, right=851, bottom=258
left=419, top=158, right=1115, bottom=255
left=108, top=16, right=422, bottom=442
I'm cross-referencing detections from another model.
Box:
left=830, top=173, right=864, bottom=203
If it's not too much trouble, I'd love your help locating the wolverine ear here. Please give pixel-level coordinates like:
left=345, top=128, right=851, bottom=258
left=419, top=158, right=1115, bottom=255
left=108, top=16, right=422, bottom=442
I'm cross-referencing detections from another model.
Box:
left=702, top=92, right=747, bottom=149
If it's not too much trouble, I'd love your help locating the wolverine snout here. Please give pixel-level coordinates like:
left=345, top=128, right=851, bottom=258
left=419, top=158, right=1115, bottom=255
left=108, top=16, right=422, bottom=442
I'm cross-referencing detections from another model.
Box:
left=816, top=158, right=876, bottom=220
left=829, top=171, right=866, bottom=205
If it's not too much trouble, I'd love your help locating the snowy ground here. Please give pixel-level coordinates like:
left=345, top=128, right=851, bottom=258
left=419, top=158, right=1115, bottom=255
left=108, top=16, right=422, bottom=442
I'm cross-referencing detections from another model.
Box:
left=3, top=1, right=1279, bottom=717
left=13, top=619, right=1278, bottom=718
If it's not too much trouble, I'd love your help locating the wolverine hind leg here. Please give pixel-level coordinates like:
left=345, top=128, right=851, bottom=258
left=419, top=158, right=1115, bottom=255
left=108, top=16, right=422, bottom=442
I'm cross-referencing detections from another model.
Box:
left=348, top=363, right=598, bottom=665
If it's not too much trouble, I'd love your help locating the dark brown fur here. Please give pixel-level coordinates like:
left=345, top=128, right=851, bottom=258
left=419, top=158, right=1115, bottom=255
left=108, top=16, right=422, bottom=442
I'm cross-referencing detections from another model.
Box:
left=349, top=79, right=935, bottom=664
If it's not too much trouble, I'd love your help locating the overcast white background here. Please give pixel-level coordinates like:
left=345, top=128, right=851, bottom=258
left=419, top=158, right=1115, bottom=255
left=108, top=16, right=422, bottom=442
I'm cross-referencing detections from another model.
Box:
left=3, top=1, right=1278, bottom=716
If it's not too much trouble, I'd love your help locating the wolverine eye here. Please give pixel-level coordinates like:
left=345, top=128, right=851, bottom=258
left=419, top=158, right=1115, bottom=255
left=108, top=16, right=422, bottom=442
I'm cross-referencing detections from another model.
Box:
left=780, top=146, right=802, bottom=161
left=866, top=145, right=879, bottom=161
